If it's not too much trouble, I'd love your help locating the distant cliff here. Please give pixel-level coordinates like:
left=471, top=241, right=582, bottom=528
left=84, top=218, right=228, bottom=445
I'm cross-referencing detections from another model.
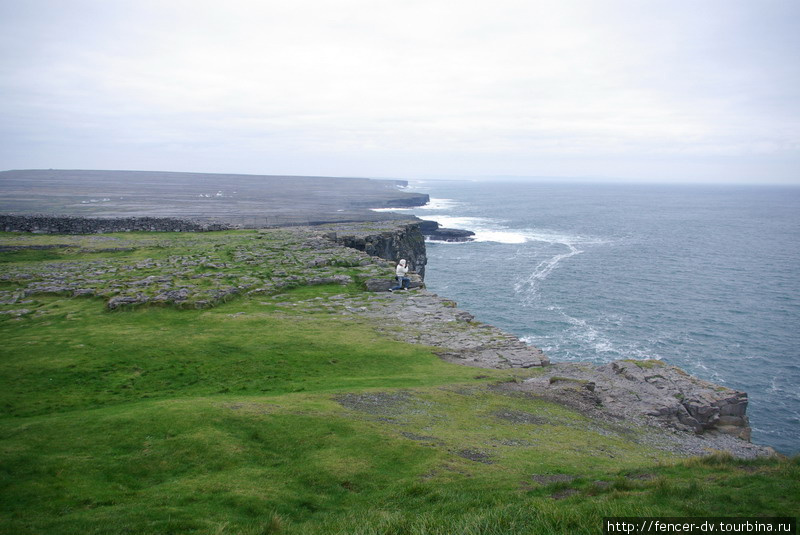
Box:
left=0, top=169, right=429, bottom=227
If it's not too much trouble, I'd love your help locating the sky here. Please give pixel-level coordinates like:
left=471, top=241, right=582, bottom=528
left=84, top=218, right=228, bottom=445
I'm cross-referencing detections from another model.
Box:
left=1, top=0, right=798, bottom=184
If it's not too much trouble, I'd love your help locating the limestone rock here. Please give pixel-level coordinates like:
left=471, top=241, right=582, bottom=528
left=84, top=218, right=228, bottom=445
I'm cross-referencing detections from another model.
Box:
left=364, top=273, right=424, bottom=292
left=425, top=228, right=475, bottom=242
left=517, top=360, right=754, bottom=440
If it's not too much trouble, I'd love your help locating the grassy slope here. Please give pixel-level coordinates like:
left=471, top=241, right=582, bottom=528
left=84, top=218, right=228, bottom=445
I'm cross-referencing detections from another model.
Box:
left=1, top=232, right=797, bottom=535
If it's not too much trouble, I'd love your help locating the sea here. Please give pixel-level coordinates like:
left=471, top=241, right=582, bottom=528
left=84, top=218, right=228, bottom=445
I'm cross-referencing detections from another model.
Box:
left=386, top=180, right=800, bottom=455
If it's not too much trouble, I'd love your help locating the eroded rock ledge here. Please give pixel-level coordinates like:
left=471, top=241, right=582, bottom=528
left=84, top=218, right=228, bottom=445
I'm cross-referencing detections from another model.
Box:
left=335, top=290, right=549, bottom=369
left=327, top=225, right=771, bottom=457
left=507, top=360, right=754, bottom=439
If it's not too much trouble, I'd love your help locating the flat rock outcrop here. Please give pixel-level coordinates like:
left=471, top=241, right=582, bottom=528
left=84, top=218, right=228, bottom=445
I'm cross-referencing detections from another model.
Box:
left=335, top=290, right=549, bottom=369
left=0, top=228, right=388, bottom=310
left=497, top=360, right=773, bottom=457
left=419, top=220, right=475, bottom=242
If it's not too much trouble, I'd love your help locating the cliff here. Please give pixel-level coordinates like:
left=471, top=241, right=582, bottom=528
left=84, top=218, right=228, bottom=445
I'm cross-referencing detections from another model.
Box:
left=0, top=169, right=429, bottom=227
left=324, top=224, right=766, bottom=456
left=321, top=221, right=428, bottom=280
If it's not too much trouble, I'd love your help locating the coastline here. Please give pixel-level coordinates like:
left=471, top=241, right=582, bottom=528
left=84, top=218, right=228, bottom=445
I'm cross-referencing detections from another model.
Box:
left=0, top=219, right=775, bottom=458
left=0, top=170, right=778, bottom=457
left=319, top=220, right=775, bottom=458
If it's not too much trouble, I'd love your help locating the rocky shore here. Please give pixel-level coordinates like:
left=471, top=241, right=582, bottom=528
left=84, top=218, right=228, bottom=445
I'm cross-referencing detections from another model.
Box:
left=330, top=287, right=771, bottom=459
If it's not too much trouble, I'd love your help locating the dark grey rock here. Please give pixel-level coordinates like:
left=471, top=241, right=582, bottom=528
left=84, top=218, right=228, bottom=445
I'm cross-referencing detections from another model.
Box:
left=517, top=360, right=757, bottom=443
left=424, top=228, right=475, bottom=242
left=153, top=288, right=191, bottom=303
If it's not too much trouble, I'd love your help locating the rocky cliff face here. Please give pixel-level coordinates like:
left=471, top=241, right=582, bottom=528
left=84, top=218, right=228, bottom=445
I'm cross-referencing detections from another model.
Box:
left=323, top=221, right=428, bottom=280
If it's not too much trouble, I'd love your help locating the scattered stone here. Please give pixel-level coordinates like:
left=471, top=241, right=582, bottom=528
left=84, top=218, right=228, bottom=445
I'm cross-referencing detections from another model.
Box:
left=152, top=288, right=191, bottom=303
left=73, top=289, right=95, bottom=297
left=454, top=448, right=494, bottom=464
left=0, top=309, right=31, bottom=316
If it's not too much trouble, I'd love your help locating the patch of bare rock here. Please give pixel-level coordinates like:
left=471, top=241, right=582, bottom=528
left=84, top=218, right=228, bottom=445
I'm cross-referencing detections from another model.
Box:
left=497, top=360, right=775, bottom=459
left=338, top=289, right=549, bottom=369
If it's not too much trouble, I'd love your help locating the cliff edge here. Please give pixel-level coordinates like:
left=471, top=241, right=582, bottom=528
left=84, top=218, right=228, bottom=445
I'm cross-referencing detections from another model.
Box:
left=0, top=169, right=429, bottom=227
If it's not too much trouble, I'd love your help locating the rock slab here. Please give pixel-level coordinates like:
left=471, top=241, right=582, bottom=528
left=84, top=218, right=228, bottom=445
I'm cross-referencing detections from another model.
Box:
left=517, top=360, right=753, bottom=441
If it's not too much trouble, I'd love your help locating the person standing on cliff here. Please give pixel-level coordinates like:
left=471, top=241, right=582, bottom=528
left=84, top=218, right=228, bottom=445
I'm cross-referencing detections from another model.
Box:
left=389, top=259, right=410, bottom=292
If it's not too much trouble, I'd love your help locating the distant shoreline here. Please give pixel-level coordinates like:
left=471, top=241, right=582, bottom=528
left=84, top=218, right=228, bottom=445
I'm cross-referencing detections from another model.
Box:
left=0, top=169, right=429, bottom=227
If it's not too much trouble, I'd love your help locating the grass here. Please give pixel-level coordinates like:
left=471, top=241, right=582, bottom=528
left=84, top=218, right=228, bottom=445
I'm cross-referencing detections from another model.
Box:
left=1, top=294, right=485, bottom=418
left=1, top=231, right=798, bottom=534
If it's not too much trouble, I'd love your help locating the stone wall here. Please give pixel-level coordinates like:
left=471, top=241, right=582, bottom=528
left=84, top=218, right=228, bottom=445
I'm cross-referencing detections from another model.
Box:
left=0, top=215, right=233, bottom=234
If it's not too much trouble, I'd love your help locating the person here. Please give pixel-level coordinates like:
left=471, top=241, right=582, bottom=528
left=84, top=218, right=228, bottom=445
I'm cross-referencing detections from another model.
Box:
left=389, top=259, right=410, bottom=292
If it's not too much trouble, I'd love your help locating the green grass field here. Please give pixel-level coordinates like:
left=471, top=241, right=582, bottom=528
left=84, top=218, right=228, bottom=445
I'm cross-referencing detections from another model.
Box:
left=1, top=232, right=797, bottom=534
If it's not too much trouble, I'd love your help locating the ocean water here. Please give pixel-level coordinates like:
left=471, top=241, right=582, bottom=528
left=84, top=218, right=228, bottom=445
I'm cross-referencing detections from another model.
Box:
left=392, top=180, right=800, bottom=455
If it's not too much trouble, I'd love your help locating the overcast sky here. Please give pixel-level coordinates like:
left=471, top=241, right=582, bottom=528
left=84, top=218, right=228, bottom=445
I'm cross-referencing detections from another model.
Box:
left=1, top=0, right=798, bottom=183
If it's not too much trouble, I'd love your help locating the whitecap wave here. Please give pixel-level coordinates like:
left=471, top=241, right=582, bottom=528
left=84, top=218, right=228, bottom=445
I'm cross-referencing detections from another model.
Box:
left=370, top=207, right=411, bottom=213
left=371, top=197, right=459, bottom=213
left=424, top=215, right=609, bottom=248
left=563, top=314, right=617, bottom=356
left=511, top=230, right=611, bottom=301
left=516, top=242, right=582, bottom=298
left=522, top=306, right=664, bottom=362
left=417, top=198, right=460, bottom=211
left=424, top=215, right=532, bottom=244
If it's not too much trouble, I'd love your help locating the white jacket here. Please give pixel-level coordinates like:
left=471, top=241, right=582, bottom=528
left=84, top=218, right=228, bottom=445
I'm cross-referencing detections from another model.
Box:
left=395, top=261, right=409, bottom=278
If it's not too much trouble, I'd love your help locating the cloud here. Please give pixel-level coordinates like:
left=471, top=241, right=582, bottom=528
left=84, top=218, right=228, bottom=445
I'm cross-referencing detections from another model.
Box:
left=1, top=0, right=798, bottom=182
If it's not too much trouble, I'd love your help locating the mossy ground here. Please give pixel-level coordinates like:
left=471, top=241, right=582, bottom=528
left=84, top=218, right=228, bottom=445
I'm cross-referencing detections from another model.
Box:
left=1, top=232, right=797, bottom=534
